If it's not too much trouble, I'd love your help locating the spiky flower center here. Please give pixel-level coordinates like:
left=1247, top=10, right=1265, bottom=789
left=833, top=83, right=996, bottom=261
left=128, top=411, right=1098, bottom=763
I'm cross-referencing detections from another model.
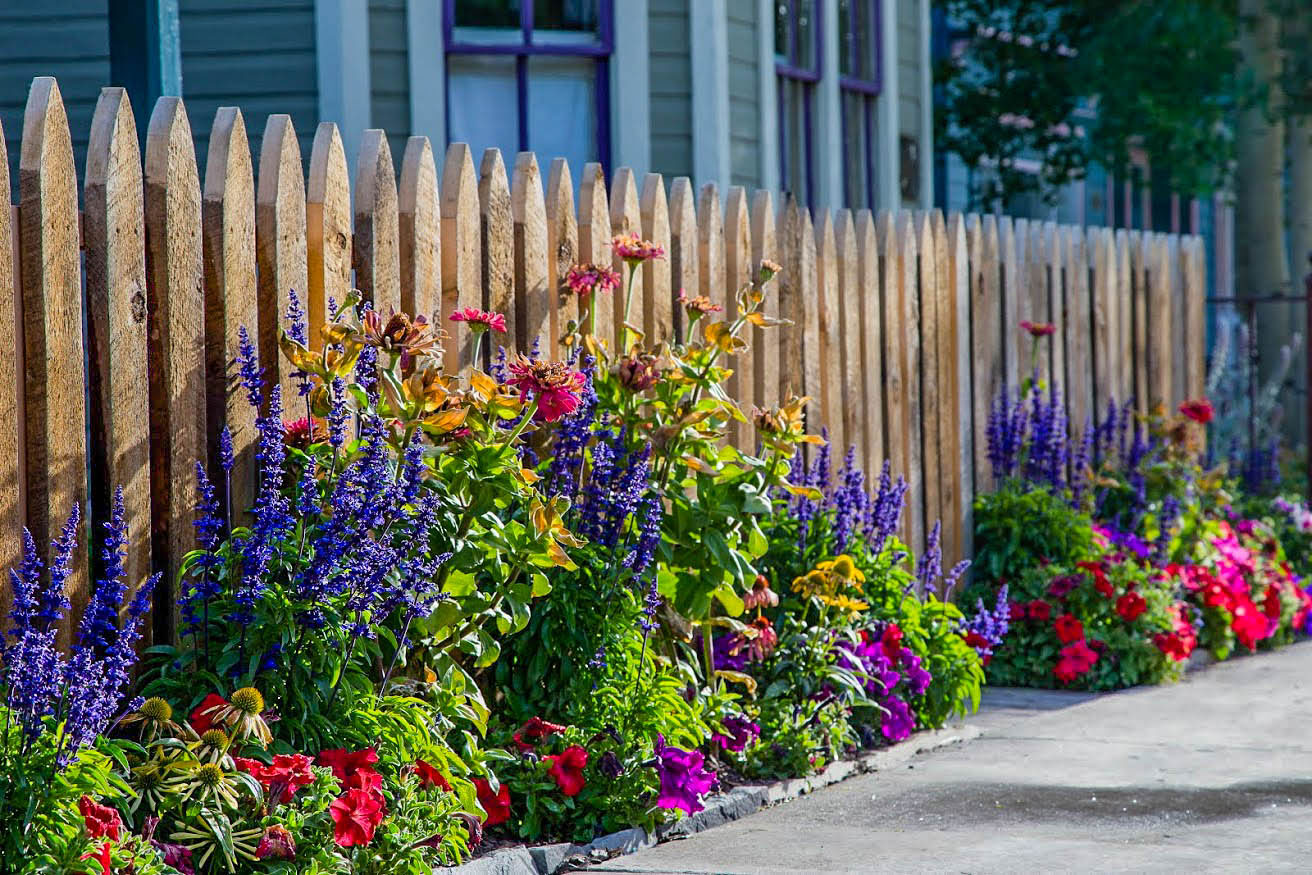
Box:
left=230, top=687, right=265, bottom=715
left=196, top=763, right=225, bottom=787
left=134, top=769, right=164, bottom=790
left=140, top=696, right=173, bottom=721
left=200, top=729, right=229, bottom=747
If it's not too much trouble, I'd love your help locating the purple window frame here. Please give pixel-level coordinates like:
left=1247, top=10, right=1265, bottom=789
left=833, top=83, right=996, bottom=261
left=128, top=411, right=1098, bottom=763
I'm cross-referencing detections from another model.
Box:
left=775, top=0, right=823, bottom=209
left=838, top=0, right=881, bottom=208
left=443, top=1, right=614, bottom=173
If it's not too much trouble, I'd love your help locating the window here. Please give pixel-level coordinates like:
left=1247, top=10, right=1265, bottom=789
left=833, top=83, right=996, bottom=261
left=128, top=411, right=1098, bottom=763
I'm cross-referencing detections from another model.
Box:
left=775, top=0, right=821, bottom=209
left=838, top=0, right=880, bottom=208
left=444, top=0, right=613, bottom=174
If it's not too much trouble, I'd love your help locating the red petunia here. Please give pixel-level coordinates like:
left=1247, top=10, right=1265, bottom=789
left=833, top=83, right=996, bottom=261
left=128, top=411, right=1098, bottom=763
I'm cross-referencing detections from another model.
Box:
left=474, top=778, right=512, bottom=826
left=329, top=787, right=386, bottom=847
left=1026, top=600, right=1052, bottom=622
left=880, top=623, right=904, bottom=660
left=1053, top=640, right=1098, bottom=683
left=1076, top=561, right=1114, bottom=598
left=1154, top=631, right=1190, bottom=661
left=1263, top=585, right=1284, bottom=620
left=1115, top=591, right=1147, bottom=622
left=1053, top=613, right=1084, bottom=644
left=189, top=693, right=229, bottom=734
left=1178, top=398, right=1214, bottom=424
left=78, top=796, right=122, bottom=841
left=235, top=754, right=317, bottom=804
left=1231, top=597, right=1268, bottom=651
left=544, top=746, right=589, bottom=797
left=317, top=747, right=380, bottom=783
left=512, top=716, right=568, bottom=753
left=413, top=759, right=452, bottom=791
left=80, top=842, right=112, bottom=875
left=1007, top=601, right=1027, bottom=622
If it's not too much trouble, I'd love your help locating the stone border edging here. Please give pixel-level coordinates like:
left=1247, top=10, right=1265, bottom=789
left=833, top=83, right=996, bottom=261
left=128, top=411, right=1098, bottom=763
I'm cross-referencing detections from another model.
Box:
left=434, top=724, right=982, bottom=875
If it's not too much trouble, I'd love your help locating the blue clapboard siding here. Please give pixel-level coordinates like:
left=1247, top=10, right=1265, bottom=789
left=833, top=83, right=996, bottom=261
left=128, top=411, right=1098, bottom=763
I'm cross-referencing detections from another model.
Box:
left=726, top=0, right=758, bottom=189
left=370, top=0, right=411, bottom=164
left=0, top=1, right=112, bottom=197
left=649, top=0, right=692, bottom=182
left=178, top=0, right=319, bottom=174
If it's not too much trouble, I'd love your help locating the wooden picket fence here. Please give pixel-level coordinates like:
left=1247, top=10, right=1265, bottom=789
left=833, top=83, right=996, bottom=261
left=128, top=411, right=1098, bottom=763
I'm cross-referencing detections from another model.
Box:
left=0, top=78, right=1206, bottom=641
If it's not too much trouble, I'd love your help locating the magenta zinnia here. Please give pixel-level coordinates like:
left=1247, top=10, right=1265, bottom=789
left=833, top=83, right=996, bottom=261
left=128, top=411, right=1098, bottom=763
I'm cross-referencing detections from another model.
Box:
left=612, top=232, right=665, bottom=264
left=565, top=263, right=621, bottom=297
left=449, top=307, right=507, bottom=334
left=1020, top=320, right=1056, bottom=337
left=507, top=355, right=587, bottom=422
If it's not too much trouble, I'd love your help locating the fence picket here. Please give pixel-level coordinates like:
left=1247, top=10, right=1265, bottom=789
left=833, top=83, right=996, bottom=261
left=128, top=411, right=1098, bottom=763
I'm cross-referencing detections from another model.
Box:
left=478, top=149, right=515, bottom=359
left=916, top=213, right=942, bottom=557
left=354, top=130, right=401, bottom=315
left=833, top=209, right=863, bottom=468
left=1168, top=234, right=1186, bottom=403
left=1115, top=229, right=1133, bottom=405
left=668, top=178, right=699, bottom=343
left=306, top=123, right=351, bottom=346
left=399, top=137, right=441, bottom=319
left=1147, top=233, right=1174, bottom=411
left=1090, top=227, right=1115, bottom=417
left=545, top=159, right=577, bottom=360
left=723, top=185, right=753, bottom=448
left=972, top=216, right=1002, bottom=491
left=0, top=120, right=17, bottom=622
left=853, top=210, right=883, bottom=476
left=19, top=77, right=88, bottom=631
left=611, top=168, right=643, bottom=346
left=1128, top=230, right=1149, bottom=413
left=640, top=173, right=674, bottom=345
left=946, top=212, right=973, bottom=564
left=1012, top=218, right=1033, bottom=376
left=778, top=198, right=811, bottom=411
left=578, top=162, right=613, bottom=351
left=1184, top=236, right=1206, bottom=400
left=697, top=183, right=727, bottom=325
left=84, top=87, right=151, bottom=627
left=878, top=211, right=908, bottom=500
left=815, top=210, right=844, bottom=454
left=1025, top=219, right=1049, bottom=385
left=998, top=217, right=1019, bottom=389
left=1065, top=227, right=1092, bottom=433
left=256, top=114, right=308, bottom=404
left=897, top=214, right=924, bottom=554
left=441, top=143, right=480, bottom=372
left=511, top=152, right=549, bottom=356
left=750, top=190, right=778, bottom=411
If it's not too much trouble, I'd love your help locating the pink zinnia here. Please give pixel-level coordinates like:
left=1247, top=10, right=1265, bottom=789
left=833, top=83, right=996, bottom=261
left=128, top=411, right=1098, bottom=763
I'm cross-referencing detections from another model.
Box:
left=1020, top=320, right=1056, bottom=337
left=612, top=232, right=666, bottom=264
left=1178, top=398, right=1214, bottom=424
left=507, top=355, right=587, bottom=422
left=565, top=263, right=621, bottom=297
left=449, top=307, right=507, bottom=333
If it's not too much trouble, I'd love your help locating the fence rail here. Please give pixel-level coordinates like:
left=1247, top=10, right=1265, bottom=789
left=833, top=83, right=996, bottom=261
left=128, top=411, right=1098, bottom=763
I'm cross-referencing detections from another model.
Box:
left=0, top=78, right=1207, bottom=642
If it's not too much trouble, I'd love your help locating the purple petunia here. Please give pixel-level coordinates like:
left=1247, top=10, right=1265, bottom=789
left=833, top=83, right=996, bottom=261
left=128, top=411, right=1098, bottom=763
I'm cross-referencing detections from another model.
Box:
left=652, top=734, right=717, bottom=814
left=711, top=713, right=761, bottom=754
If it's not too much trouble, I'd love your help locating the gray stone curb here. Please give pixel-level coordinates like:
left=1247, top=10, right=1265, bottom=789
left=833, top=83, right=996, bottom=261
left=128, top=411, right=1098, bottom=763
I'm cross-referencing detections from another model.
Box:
left=433, top=724, right=981, bottom=875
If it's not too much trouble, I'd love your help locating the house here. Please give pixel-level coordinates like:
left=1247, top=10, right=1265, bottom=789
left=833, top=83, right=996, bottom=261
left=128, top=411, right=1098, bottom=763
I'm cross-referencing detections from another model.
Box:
left=0, top=1, right=935, bottom=214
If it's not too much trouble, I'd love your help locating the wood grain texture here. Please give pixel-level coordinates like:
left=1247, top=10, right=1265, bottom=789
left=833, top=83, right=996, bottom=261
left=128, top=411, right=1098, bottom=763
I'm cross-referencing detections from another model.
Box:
left=1146, top=232, right=1173, bottom=411
left=998, top=217, right=1019, bottom=388
left=1025, top=219, right=1050, bottom=385
left=972, top=215, right=1002, bottom=491
left=399, top=136, right=440, bottom=319
left=1090, top=227, right=1115, bottom=416
left=834, top=209, right=863, bottom=470
left=1184, top=235, right=1207, bottom=400
left=477, top=148, right=514, bottom=361
left=353, top=130, right=401, bottom=315
left=640, top=173, right=674, bottom=345
left=877, top=211, right=908, bottom=495
left=202, top=106, right=258, bottom=520
left=1044, top=223, right=1065, bottom=405
left=1064, top=226, right=1093, bottom=434
left=1115, top=229, right=1133, bottom=405
left=306, top=123, right=352, bottom=348
left=697, top=182, right=727, bottom=322
left=610, top=167, right=644, bottom=348
left=750, top=189, right=778, bottom=410
left=144, top=96, right=205, bottom=642
left=668, top=177, right=699, bottom=342
left=1011, top=218, right=1032, bottom=376
left=256, top=113, right=308, bottom=404
left=19, top=77, right=88, bottom=628
left=915, top=212, right=941, bottom=557
left=777, top=197, right=810, bottom=410
left=578, top=162, right=613, bottom=351
left=511, top=151, right=549, bottom=355
left=84, top=87, right=151, bottom=629
left=1128, top=230, right=1148, bottom=414
left=853, top=209, right=883, bottom=476
left=441, top=143, right=480, bottom=372
left=813, top=209, right=843, bottom=455
left=897, top=213, right=923, bottom=554
left=724, top=186, right=753, bottom=448
left=0, top=120, right=18, bottom=622
left=544, top=159, right=577, bottom=360
left=931, top=210, right=962, bottom=565
left=1167, top=234, right=1186, bottom=402
left=946, top=212, right=974, bottom=565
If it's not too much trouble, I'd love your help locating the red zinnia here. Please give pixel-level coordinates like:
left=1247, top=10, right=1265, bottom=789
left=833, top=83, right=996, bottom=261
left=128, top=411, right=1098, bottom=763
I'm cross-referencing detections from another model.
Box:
left=544, top=745, right=589, bottom=797
left=1026, top=600, right=1052, bottom=622
left=449, top=307, right=507, bottom=333
left=474, top=778, right=512, bottom=826
left=329, top=787, right=386, bottom=847
left=413, top=759, right=452, bottom=791
left=1178, top=398, right=1214, bottom=424
left=189, top=693, right=229, bottom=734
left=1053, top=613, right=1084, bottom=643
left=1020, top=320, right=1056, bottom=337
left=1115, top=591, right=1147, bottom=622
left=506, top=355, right=588, bottom=422
left=78, top=796, right=122, bottom=841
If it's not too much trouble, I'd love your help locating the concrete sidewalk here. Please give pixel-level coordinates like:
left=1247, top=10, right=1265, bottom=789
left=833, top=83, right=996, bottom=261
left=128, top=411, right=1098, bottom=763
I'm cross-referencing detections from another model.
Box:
left=598, top=641, right=1312, bottom=874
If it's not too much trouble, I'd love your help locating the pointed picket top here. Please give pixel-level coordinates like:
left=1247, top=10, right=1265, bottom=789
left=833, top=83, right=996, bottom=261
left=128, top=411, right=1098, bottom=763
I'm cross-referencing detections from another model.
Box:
left=84, top=86, right=151, bottom=618
left=814, top=208, right=843, bottom=454
left=915, top=210, right=942, bottom=561
left=723, top=185, right=753, bottom=447
left=1183, top=235, right=1206, bottom=401
left=997, top=216, right=1019, bottom=388
left=853, top=208, right=883, bottom=474
left=976, top=214, right=1002, bottom=490
left=307, top=123, right=351, bottom=348
left=896, top=211, right=923, bottom=554
left=1064, top=226, right=1093, bottom=433
left=1114, top=228, right=1133, bottom=404
left=512, top=151, right=549, bottom=355
left=1024, top=219, right=1049, bottom=384
left=797, top=207, right=820, bottom=423
left=399, top=135, right=440, bottom=319
left=1127, top=229, right=1148, bottom=413
left=354, top=129, right=401, bottom=315
left=144, top=95, right=204, bottom=636
left=19, top=76, right=88, bottom=626
left=578, top=162, right=614, bottom=351
left=478, top=148, right=515, bottom=358
left=0, top=117, right=18, bottom=615
left=697, top=182, right=727, bottom=321
left=256, top=113, right=308, bottom=403
left=1089, top=227, right=1114, bottom=415
left=640, top=172, right=673, bottom=344
left=1147, top=232, right=1174, bottom=410
left=876, top=209, right=907, bottom=487
left=777, top=195, right=806, bottom=404
left=545, top=158, right=577, bottom=359
left=609, top=168, right=644, bottom=348
left=441, top=143, right=481, bottom=372
left=750, top=189, right=778, bottom=411
left=1167, top=233, right=1186, bottom=402
left=833, top=208, right=861, bottom=466
left=668, top=177, right=699, bottom=341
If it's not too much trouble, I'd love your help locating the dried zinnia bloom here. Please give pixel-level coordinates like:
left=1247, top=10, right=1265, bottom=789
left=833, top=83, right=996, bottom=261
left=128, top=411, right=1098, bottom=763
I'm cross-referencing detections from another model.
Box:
left=1020, top=320, right=1056, bottom=337
left=362, top=309, right=440, bottom=359
left=565, top=262, right=621, bottom=297
left=677, top=289, right=723, bottom=315
left=507, top=355, right=587, bottom=422
left=758, top=259, right=782, bottom=282
left=449, top=307, right=507, bottom=334
left=256, top=824, right=297, bottom=860
left=617, top=350, right=662, bottom=392
left=612, top=232, right=665, bottom=264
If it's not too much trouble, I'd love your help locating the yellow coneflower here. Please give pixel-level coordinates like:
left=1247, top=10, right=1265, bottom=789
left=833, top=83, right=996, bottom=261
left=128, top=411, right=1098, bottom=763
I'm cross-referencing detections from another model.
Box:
left=118, top=696, right=185, bottom=741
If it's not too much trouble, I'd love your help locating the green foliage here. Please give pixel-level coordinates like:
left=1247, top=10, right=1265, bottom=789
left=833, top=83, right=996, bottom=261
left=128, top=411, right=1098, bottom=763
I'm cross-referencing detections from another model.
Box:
left=973, top=485, right=1093, bottom=583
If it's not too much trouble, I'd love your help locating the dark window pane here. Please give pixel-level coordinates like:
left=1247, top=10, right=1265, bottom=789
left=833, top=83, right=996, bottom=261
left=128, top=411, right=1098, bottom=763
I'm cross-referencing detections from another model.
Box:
left=842, top=91, right=875, bottom=208
left=455, top=0, right=522, bottom=28
left=775, top=1, right=790, bottom=60
left=795, top=0, right=816, bottom=70
left=780, top=77, right=812, bottom=205
left=534, top=0, right=598, bottom=31
left=839, top=0, right=852, bottom=75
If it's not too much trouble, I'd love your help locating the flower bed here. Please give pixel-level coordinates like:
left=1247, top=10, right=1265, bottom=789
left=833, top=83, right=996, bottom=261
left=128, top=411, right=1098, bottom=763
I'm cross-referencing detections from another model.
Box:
left=1, top=240, right=990, bottom=873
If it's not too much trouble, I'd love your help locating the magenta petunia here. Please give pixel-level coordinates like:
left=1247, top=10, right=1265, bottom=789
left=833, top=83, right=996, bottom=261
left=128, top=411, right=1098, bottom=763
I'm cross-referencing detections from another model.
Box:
left=652, top=735, right=716, bottom=815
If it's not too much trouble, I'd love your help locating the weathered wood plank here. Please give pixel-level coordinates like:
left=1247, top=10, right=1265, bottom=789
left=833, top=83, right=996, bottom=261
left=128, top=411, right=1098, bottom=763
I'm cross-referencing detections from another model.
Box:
left=946, top=212, right=973, bottom=565
left=354, top=130, right=401, bottom=315
left=256, top=114, right=308, bottom=405
left=477, top=148, right=514, bottom=360
left=834, top=209, right=864, bottom=470
left=1044, top=222, right=1065, bottom=404
left=1064, top=226, right=1093, bottom=433
left=19, top=78, right=88, bottom=630
left=544, top=159, right=577, bottom=360
left=1168, top=234, right=1186, bottom=402
left=916, top=212, right=942, bottom=557
left=1128, top=230, right=1148, bottom=414
left=723, top=185, right=753, bottom=448
left=611, top=167, right=644, bottom=348
left=511, top=151, right=549, bottom=355
left=1011, top=218, right=1032, bottom=376
left=144, top=96, right=205, bottom=642
left=750, top=189, right=778, bottom=411
left=854, top=209, right=884, bottom=475
left=1115, top=229, right=1133, bottom=405
left=931, top=210, right=961, bottom=566
left=0, top=119, right=18, bottom=621
left=441, top=143, right=480, bottom=371
left=578, top=162, right=613, bottom=351
left=877, top=211, right=908, bottom=492
left=1090, top=227, right=1115, bottom=416
left=84, top=86, right=151, bottom=628
left=668, top=177, right=699, bottom=343
left=898, top=213, right=923, bottom=554
left=777, top=197, right=812, bottom=413
left=1184, top=235, right=1207, bottom=400
left=814, top=209, right=844, bottom=454
left=306, top=123, right=352, bottom=346
left=640, top=173, right=674, bottom=345
left=1025, top=219, right=1050, bottom=385
left=972, top=215, right=1002, bottom=490
left=399, top=136, right=441, bottom=319
left=697, top=182, right=727, bottom=322
left=1146, top=232, right=1173, bottom=411
left=998, top=216, right=1020, bottom=388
